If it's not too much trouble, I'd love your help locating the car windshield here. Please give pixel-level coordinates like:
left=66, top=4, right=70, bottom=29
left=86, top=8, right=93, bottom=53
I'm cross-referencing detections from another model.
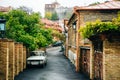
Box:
left=30, top=51, right=45, bottom=56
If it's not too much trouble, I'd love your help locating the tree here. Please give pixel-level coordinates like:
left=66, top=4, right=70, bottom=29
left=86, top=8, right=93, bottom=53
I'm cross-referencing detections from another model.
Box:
left=45, top=11, right=59, bottom=20
left=1, top=9, right=53, bottom=51
left=52, top=30, right=65, bottom=42
left=44, top=12, right=52, bottom=20
left=89, top=2, right=100, bottom=6
left=51, top=12, right=59, bottom=20
left=18, top=6, right=33, bottom=14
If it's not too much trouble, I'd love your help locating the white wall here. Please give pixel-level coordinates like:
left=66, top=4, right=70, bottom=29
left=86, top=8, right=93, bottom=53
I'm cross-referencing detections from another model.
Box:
left=68, top=50, right=76, bottom=65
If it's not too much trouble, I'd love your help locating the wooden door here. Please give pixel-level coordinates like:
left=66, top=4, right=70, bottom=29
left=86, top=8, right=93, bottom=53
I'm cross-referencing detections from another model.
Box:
left=80, top=47, right=90, bottom=77
left=93, top=41, right=103, bottom=80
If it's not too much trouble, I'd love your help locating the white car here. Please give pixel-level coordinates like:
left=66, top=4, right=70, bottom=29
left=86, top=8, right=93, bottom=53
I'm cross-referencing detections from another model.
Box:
left=27, top=50, right=47, bottom=67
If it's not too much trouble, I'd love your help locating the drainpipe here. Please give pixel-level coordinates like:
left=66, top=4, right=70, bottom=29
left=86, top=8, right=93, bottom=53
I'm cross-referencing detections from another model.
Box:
left=74, top=7, right=80, bottom=72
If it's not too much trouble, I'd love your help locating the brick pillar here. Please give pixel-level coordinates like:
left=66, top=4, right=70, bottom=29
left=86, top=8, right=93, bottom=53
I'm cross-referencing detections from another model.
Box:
left=8, top=40, right=15, bottom=80
left=65, top=37, right=69, bottom=57
left=19, top=43, right=23, bottom=72
left=23, top=46, right=26, bottom=69
left=75, top=12, right=80, bottom=72
left=0, top=39, right=9, bottom=80
left=15, top=43, right=19, bottom=75
left=90, top=42, right=94, bottom=80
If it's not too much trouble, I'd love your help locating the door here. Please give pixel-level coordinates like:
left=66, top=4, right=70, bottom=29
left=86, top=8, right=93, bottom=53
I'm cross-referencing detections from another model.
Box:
left=93, top=41, right=103, bottom=80
left=80, top=46, right=90, bottom=78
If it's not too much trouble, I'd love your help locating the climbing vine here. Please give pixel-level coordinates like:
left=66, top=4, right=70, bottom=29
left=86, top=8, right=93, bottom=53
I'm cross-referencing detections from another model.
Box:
left=79, top=13, right=120, bottom=39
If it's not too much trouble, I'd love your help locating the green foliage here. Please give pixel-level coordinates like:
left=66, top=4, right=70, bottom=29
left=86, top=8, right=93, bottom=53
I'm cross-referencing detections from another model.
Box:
left=18, top=34, right=38, bottom=50
left=0, top=12, right=6, bottom=18
left=112, top=12, right=120, bottom=28
left=52, top=30, right=65, bottom=42
left=18, top=6, right=33, bottom=14
left=45, top=11, right=59, bottom=20
left=89, top=2, right=100, bottom=6
left=1, top=9, right=53, bottom=51
left=44, top=12, right=52, bottom=20
left=35, top=28, right=53, bottom=47
left=51, top=12, right=59, bottom=20
left=79, top=18, right=120, bottom=39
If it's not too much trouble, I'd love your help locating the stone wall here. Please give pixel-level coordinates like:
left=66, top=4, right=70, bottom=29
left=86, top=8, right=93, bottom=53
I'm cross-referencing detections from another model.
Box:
left=104, top=40, right=120, bottom=80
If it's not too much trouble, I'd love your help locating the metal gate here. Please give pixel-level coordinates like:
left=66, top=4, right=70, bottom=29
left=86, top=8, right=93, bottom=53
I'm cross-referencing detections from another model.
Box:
left=93, top=41, right=103, bottom=80
left=80, top=46, right=90, bottom=78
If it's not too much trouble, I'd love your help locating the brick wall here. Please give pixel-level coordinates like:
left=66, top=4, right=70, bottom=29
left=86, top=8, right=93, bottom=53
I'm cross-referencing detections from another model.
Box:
left=0, top=39, right=27, bottom=80
left=23, top=46, right=26, bottom=69
left=18, top=43, right=23, bottom=72
left=89, top=40, right=120, bottom=80
left=78, top=10, right=119, bottom=78
left=15, top=43, right=20, bottom=75
left=8, top=40, right=15, bottom=80
left=80, top=10, right=118, bottom=25
left=104, top=40, right=120, bottom=80
left=64, top=7, right=120, bottom=79
left=90, top=42, right=94, bottom=80
left=0, top=39, right=9, bottom=80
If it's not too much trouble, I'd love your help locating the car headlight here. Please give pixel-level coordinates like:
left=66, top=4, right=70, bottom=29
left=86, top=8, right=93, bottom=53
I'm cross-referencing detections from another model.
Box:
left=40, top=60, right=44, bottom=64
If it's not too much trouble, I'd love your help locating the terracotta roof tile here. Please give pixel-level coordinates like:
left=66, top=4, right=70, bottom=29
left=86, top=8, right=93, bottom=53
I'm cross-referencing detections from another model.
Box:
left=41, top=18, right=63, bottom=32
left=75, top=1, right=120, bottom=10
left=0, top=6, right=12, bottom=12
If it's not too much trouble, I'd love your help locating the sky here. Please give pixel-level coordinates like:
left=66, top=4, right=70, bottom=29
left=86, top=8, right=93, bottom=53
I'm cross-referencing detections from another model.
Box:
left=0, top=0, right=110, bottom=17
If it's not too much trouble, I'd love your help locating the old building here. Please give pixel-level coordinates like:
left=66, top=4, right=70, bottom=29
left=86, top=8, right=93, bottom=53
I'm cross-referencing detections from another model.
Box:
left=55, top=6, right=73, bottom=20
left=66, top=1, right=120, bottom=80
left=0, top=6, right=12, bottom=13
left=45, top=1, right=60, bottom=14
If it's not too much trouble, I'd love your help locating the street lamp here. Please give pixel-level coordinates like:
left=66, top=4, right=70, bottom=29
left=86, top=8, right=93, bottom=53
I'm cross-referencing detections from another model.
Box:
left=0, top=18, right=6, bottom=38
left=73, top=22, right=76, bottom=30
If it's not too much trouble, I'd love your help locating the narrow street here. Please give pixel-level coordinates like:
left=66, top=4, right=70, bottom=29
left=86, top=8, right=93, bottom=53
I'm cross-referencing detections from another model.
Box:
left=15, top=47, right=89, bottom=80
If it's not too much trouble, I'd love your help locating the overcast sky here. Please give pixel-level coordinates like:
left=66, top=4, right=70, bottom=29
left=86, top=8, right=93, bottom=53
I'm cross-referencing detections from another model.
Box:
left=0, top=0, right=110, bottom=17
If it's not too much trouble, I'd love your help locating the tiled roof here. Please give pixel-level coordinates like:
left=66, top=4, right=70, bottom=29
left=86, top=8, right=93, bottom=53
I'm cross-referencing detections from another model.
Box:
left=41, top=18, right=54, bottom=25
left=75, top=1, right=120, bottom=10
left=41, top=18, right=63, bottom=32
left=0, top=6, right=12, bottom=12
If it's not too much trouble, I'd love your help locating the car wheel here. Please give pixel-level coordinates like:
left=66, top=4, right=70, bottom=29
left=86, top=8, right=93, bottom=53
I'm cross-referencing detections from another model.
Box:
left=41, top=64, right=45, bottom=68
left=26, top=64, right=31, bottom=68
left=45, top=62, right=47, bottom=66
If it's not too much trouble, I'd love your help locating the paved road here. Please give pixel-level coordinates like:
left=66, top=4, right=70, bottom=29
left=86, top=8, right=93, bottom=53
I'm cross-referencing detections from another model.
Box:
left=15, top=47, right=89, bottom=80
